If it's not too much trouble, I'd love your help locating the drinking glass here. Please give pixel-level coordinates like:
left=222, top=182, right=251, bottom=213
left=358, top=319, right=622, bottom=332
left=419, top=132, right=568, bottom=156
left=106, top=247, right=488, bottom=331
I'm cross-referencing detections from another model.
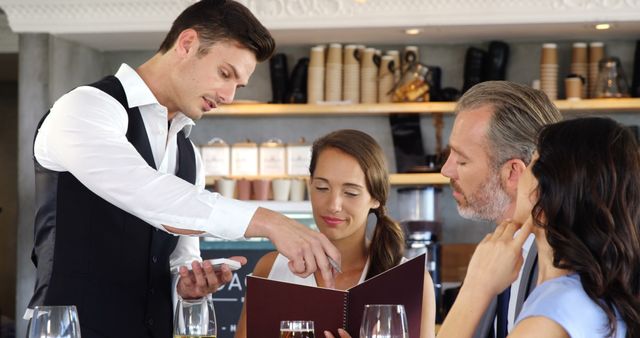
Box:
left=174, top=297, right=217, bottom=338
left=359, top=304, right=409, bottom=338
left=392, top=63, right=431, bottom=102
left=280, top=320, right=315, bottom=338
left=28, top=305, right=81, bottom=338
left=594, top=56, right=630, bottom=98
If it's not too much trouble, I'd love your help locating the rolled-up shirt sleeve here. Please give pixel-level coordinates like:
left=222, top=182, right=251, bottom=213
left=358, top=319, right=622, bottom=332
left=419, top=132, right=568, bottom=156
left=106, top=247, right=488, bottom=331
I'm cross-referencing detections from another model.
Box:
left=34, top=86, right=256, bottom=239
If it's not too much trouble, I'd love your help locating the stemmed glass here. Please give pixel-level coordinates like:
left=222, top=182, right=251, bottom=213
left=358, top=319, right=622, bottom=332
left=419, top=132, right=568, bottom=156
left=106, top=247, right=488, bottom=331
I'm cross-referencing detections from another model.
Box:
left=174, top=297, right=217, bottom=338
left=359, top=304, right=409, bottom=338
left=27, top=305, right=81, bottom=338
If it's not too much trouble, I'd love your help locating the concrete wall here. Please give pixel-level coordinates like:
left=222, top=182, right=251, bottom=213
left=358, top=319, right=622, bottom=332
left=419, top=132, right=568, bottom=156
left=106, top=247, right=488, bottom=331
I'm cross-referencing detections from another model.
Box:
left=16, top=34, right=47, bottom=338
left=14, top=34, right=104, bottom=338
left=48, top=37, right=105, bottom=105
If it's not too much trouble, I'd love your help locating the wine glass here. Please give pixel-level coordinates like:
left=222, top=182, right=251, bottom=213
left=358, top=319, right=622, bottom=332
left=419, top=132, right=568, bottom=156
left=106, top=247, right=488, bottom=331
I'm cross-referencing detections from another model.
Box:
left=280, top=320, right=314, bottom=338
left=174, top=297, right=217, bottom=338
left=359, top=304, right=409, bottom=338
left=28, top=305, right=81, bottom=338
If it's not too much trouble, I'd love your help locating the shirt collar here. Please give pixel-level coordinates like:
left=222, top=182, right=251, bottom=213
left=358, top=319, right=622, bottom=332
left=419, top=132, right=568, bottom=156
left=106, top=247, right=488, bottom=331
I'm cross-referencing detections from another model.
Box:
left=114, top=63, right=159, bottom=108
left=114, top=63, right=195, bottom=136
left=173, top=114, right=195, bottom=137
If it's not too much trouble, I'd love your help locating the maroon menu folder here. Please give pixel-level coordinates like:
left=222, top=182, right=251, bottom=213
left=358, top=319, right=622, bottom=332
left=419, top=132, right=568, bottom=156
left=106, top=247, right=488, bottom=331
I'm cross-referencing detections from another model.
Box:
left=246, top=254, right=425, bottom=337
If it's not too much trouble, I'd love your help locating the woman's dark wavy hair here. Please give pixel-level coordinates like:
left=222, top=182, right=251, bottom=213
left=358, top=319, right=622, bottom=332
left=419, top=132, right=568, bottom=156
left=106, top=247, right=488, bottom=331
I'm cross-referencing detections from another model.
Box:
left=532, top=117, right=640, bottom=337
left=158, top=0, right=275, bottom=62
left=309, top=129, right=404, bottom=280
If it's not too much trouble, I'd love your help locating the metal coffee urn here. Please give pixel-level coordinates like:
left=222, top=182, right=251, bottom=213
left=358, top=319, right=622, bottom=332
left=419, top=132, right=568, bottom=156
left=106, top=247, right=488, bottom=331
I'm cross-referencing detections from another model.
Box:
left=399, top=187, right=443, bottom=322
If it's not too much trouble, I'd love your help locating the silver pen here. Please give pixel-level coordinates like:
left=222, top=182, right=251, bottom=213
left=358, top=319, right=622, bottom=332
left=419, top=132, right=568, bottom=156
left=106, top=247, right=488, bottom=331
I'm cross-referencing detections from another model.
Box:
left=327, top=255, right=342, bottom=274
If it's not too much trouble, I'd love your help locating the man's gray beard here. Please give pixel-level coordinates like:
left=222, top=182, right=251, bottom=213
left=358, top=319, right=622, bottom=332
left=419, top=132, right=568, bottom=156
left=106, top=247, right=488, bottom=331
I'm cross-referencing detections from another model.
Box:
left=457, top=172, right=511, bottom=223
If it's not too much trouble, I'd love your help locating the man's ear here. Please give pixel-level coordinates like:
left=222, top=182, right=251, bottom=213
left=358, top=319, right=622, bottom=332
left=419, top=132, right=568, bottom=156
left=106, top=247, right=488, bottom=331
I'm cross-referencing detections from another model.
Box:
left=174, top=28, right=199, bottom=57
left=500, top=158, right=527, bottom=196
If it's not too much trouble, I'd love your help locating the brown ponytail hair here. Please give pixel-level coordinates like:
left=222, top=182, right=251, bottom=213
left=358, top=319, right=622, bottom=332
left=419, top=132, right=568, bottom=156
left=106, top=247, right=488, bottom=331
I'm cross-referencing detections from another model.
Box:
left=309, top=129, right=404, bottom=280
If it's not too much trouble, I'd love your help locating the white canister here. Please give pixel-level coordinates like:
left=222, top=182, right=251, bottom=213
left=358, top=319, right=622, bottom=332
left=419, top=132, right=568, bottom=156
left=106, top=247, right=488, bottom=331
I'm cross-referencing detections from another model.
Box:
left=286, top=139, right=312, bottom=176
left=200, top=137, right=230, bottom=177
left=289, top=178, right=307, bottom=201
left=231, top=140, right=258, bottom=176
left=259, top=139, right=286, bottom=176
left=272, top=178, right=292, bottom=201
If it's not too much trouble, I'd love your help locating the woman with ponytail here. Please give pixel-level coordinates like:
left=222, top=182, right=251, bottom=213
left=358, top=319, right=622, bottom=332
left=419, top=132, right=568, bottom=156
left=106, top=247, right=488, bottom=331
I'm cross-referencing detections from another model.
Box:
left=236, top=129, right=435, bottom=338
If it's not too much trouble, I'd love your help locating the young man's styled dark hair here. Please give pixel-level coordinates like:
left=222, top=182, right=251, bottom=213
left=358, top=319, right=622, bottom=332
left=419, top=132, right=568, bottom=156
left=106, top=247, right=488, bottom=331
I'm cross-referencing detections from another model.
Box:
left=158, top=0, right=275, bottom=62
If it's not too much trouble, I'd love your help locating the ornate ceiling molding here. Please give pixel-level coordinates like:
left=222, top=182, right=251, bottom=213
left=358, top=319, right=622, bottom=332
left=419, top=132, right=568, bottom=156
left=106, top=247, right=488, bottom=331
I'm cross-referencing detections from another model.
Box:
left=0, top=1, right=193, bottom=33
left=0, top=0, right=639, bottom=34
left=240, top=0, right=640, bottom=26
left=0, top=0, right=638, bottom=50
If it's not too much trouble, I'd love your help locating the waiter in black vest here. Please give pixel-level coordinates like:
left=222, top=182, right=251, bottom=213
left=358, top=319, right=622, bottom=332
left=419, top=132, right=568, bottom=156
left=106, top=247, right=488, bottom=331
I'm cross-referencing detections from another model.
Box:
left=27, top=1, right=340, bottom=337
left=436, top=82, right=562, bottom=338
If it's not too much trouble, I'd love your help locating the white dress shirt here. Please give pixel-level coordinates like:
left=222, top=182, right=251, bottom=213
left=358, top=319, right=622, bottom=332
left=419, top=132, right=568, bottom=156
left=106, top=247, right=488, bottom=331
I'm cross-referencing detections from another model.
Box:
left=508, top=233, right=535, bottom=330
left=33, top=63, right=257, bottom=279
left=478, top=232, right=534, bottom=334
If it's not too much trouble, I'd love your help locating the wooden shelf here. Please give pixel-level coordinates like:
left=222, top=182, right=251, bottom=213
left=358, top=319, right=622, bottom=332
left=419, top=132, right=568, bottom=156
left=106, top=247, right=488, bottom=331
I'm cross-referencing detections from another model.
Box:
left=206, top=102, right=456, bottom=116
left=554, top=98, right=640, bottom=113
left=205, top=175, right=308, bottom=186
left=204, top=98, right=640, bottom=117
left=389, top=173, right=449, bottom=186
left=206, top=173, right=449, bottom=187
left=245, top=201, right=312, bottom=213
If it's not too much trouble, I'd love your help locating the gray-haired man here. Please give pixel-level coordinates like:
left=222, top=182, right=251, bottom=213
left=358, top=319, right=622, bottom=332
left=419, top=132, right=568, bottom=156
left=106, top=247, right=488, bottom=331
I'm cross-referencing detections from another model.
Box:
left=440, top=81, right=562, bottom=337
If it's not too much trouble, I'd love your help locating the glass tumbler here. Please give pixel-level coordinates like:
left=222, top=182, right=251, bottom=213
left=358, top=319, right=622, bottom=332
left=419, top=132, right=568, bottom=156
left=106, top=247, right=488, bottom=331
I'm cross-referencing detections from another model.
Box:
left=359, top=304, right=409, bottom=338
left=280, top=320, right=315, bottom=338
left=593, top=56, right=630, bottom=98
left=174, top=297, right=216, bottom=338
left=28, top=305, right=81, bottom=338
left=392, top=63, right=430, bottom=102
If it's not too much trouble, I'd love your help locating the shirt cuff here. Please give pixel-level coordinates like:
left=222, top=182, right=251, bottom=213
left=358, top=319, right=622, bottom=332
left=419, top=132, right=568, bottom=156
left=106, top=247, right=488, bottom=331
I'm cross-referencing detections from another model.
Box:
left=205, top=197, right=257, bottom=240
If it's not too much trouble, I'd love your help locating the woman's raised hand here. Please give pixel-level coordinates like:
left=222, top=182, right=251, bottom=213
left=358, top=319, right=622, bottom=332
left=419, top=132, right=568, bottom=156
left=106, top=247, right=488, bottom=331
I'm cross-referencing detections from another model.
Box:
left=464, top=218, right=534, bottom=296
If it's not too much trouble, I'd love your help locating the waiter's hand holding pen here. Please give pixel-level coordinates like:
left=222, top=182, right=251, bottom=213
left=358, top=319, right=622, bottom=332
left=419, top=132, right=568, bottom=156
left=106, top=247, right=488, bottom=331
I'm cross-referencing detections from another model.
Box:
left=244, top=207, right=341, bottom=288
left=328, top=255, right=342, bottom=274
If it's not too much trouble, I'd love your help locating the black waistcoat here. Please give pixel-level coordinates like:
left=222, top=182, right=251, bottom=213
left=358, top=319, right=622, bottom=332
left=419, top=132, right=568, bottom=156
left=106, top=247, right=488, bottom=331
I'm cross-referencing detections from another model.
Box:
left=29, top=75, right=196, bottom=338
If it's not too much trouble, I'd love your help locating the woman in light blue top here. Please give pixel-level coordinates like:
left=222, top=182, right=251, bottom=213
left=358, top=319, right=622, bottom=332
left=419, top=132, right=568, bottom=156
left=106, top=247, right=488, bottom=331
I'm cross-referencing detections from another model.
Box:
left=507, top=117, right=639, bottom=337
left=439, top=117, right=639, bottom=338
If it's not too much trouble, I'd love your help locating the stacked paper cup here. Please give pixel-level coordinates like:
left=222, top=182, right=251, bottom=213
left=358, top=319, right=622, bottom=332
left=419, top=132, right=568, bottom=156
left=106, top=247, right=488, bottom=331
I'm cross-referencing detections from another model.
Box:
left=378, top=55, right=395, bottom=103
left=343, top=44, right=360, bottom=103
left=307, top=45, right=325, bottom=104
left=387, top=50, right=401, bottom=83
left=589, top=42, right=605, bottom=98
left=402, top=46, right=420, bottom=74
left=356, top=45, right=367, bottom=64
left=361, top=48, right=378, bottom=103
left=540, top=43, right=558, bottom=100
left=325, top=43, right=343, bottom=102
left=570, top=42, right=588, bottom=99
